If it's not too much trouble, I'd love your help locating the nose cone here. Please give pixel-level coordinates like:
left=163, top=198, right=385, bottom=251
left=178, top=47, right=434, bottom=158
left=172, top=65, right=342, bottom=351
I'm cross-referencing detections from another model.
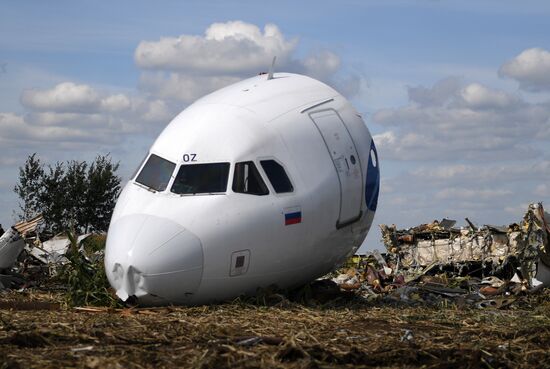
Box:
left=105, top=214, right=203, bottom=305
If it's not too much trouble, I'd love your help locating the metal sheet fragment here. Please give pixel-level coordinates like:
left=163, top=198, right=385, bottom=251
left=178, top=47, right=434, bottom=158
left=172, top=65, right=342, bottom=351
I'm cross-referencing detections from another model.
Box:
left=379, top=202, right=550, bottom=287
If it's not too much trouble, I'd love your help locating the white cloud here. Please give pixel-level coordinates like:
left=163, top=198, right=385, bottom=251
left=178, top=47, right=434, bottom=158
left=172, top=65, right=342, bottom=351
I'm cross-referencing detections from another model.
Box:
left=25, top=112, right=106, bottom=128
left=134, top=21, right=361, bottom=101
left=0, top=82, right=180, bottom=152
left=330, top=73, right=362, bottom=99
left=139, top=72, right=240, bottom=103
left=372, top=79, right=550, bottom=161
left=499, top=47, right=550, bottom=91
left=135, top=21, right=297, bottom=74
left=20, top=82, right=145, bottom=116
left=21, top=82, right=100, bottom=113
left=300, top=50, right=340, bottom=80
left=373, top=131, right=397, bottom=146
left=0, top=112, right=117, bottom=145
left=371, top=74, right=550, bottom=235
left=100, top=94, right=131, bottom=112
left=140, top=99, right=173, bottom=123
left=1, top=21, right=361, bottom=163
left=459, top=83, right=519, bottom=110
left=407, top=77, right=462, bottom=107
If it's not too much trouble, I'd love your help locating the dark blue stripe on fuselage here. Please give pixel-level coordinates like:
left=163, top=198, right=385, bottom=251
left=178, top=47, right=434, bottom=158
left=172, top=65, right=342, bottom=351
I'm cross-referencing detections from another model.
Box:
left=365, top=140, right=380, bottom=212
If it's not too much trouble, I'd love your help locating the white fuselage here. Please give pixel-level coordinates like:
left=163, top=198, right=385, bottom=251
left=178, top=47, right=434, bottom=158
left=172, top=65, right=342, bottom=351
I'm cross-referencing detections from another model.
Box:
left=105, top=73, right=380, bottom=305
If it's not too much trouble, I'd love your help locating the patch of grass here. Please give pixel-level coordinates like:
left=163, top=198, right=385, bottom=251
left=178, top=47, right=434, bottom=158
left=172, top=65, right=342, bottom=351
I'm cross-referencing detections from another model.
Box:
left=55, top=231, right=121, bottom=307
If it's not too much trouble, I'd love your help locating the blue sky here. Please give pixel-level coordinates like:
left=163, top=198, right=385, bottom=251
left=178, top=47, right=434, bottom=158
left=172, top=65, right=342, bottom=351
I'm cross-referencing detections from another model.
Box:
left=1, top=1, right=550, bottom=251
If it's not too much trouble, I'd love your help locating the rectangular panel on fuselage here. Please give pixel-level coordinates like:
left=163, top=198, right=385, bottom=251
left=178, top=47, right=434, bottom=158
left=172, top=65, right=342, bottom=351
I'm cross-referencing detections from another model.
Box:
left=310, top=110, right=362, bottom=226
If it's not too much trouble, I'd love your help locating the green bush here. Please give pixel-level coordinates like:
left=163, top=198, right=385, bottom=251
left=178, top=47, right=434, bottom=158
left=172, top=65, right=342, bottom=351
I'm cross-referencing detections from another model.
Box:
left=57, top=231, right=121, bottom=307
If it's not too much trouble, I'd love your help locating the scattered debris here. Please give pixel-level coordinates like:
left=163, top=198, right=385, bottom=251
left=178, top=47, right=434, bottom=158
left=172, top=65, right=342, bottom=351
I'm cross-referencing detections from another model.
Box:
left=0, top=205, right=548, bottom=368
left=400, top=329, right=414, bottom=343
left=13, top=214, right=44, bottom=238
left=1, top=215, right=44, bottom=272
left=0, top=227, right=25, bottom=270
left=331, top=203, right=550, bottom=309
left=28, top=233, right=91, bottom=264
left=0, top=213, right=114, bottom=306
left=380, top=203, right=550, bottom=286
left=69, top=345, right=94, bottom=353
left=1, top=203, right=549, bottom=313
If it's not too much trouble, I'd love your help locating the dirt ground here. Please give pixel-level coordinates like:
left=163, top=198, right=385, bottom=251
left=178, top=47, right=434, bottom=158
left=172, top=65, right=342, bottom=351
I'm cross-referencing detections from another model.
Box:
left=0, top=290, right=549, bottom=369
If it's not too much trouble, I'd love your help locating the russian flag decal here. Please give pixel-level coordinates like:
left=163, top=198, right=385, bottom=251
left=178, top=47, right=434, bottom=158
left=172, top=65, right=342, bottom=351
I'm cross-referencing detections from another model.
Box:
left=284, top=206, right=302, bottom=226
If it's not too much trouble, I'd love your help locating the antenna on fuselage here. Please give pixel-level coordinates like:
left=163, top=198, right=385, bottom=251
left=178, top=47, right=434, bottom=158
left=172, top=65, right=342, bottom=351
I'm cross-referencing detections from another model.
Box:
left=267, top=56, right=276, bottom=80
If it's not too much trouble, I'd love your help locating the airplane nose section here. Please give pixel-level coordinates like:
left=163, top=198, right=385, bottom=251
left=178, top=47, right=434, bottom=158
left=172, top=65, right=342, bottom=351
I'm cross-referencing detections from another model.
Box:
left=105, top=214, right=203, bottom=304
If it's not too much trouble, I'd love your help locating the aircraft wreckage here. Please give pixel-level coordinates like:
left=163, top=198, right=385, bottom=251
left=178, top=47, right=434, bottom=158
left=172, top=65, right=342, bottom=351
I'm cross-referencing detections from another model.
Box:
left=0, top=202, right=549, bottom=308
left=379, top=202, right=550, bottom=287
left=105, top=71, right=380, bottom=306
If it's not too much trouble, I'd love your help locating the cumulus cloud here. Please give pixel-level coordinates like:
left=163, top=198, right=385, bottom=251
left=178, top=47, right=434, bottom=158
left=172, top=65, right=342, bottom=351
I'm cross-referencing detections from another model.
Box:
left=499, top=47, right=550, bottom=91
left=21, top=82, right=100, bottom=113
left=0, top=20, right=362, bottom=163
left=0, top=112, right=117, bottom=145
left=459, top=83, right=520, bottom=110
left=0, top=81, right=180, bottom=151
left=300, top=50, right=340, bottom=80
left=372, top=79, right=550, bottom=161
left=139, top=72, right=240, bottom=103
left=135, top=21, right=297, bottom=74
left=20, top=82, right=141, bottom=115
left=134, top=21, right=360, bottom=102
left=0, top=19, right=367, bottom=231
left=366, top=51, right=550, bottom=236
left=100, top=94, right=131, bottom=112
left=408, top=79, right=520, bottom=110
left=407, top=77, right=462, bottom=107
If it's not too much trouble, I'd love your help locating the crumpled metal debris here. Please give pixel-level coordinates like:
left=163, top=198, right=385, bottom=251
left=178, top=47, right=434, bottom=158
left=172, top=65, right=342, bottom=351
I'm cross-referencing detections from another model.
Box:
left=0, top=214, right=44, bottom=271
left=331, top=203, right=549, bottom=308
left=0, top=213, right=99, bottom=292
left=28, top=234, right=91, bottom=264
left=13, top=214, right=44, bottom=238
left=0, top=227, right=25, bottom=270
left=380, top=202, right=550, bottom=287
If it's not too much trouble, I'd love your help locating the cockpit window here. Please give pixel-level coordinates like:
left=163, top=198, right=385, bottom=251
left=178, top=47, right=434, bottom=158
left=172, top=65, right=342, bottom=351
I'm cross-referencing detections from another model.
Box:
left=131, top=153, right=149, bottom=180
left=232, top=161, right=269, bottom=195
left=260, top=160, right=294, bottom=193
left=135, top=154, right=175, bottom=192
left=171, top=163, right=230, bottom=195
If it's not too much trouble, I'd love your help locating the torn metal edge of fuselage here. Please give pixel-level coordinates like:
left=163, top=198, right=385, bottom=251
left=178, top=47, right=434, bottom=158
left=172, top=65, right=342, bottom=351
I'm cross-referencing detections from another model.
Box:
left=379, top=202, right=550, bottom=287
left=0, top=227, right=25, bottom=270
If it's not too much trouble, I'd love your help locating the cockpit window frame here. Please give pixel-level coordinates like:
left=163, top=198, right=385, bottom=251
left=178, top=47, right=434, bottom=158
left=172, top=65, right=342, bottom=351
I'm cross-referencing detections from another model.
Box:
left=134, top=153, right=177, bottom=192
left=170, top=162, right=230, bottom=196
left=232, top=161, right=269, bottom=196
left=259, top=159, right=294, bottom=194
left=257, top=157, right=295, bottom=196
left=131, top=153, right=149, bottom=181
